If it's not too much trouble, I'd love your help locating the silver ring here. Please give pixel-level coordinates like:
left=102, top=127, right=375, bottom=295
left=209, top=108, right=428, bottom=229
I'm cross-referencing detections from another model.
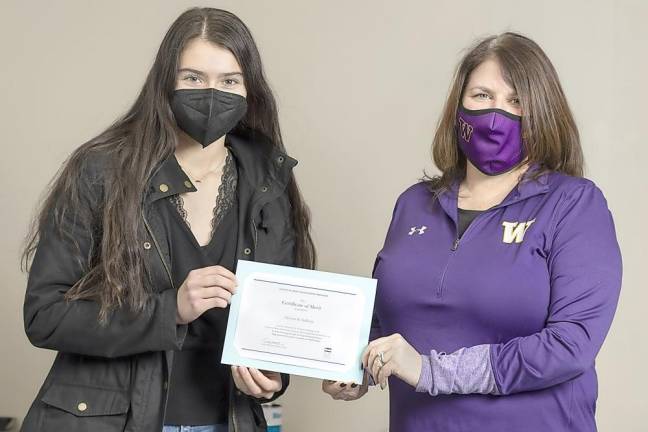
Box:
left=373, top=355, right=384, bottom=368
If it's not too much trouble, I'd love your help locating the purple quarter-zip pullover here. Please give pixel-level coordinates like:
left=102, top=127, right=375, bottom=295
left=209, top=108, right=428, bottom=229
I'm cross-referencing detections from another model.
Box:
left=371, top=170, right=622, bottom=432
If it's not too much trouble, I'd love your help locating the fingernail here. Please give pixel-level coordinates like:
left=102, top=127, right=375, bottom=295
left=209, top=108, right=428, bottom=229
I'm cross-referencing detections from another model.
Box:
left=380, top=382, right=386, bottom=390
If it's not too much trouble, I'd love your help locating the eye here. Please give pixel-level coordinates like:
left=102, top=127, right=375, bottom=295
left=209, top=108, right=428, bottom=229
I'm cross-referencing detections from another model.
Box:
left=223, top=78, right=240, bottom=87
left=474, top=92, right=491, bottom=100
left=182, top=73, right=202, bottom=84
left=510, top=97, right=520, bottom=105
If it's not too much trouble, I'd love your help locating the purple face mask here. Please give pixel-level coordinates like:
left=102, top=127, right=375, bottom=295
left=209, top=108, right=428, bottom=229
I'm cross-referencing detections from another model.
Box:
left=456, top=104, right=524, bottom=176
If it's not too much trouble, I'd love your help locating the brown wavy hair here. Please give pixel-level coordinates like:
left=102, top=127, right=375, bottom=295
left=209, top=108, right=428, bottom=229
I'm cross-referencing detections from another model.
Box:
left=426, top=32, right=583, bottom=192
left=22, top=8, right=316, bottom=322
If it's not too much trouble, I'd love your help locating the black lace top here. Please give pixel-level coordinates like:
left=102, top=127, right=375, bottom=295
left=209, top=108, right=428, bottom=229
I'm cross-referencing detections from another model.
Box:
left=161, top=150, right=239, bottom=426
left=168, top=150, right=238, bottom=244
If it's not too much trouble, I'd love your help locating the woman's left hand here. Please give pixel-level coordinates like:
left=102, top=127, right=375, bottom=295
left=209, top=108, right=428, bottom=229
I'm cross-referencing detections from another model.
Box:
left=362, top=333, right=422, bottom=389
left=231, top=366, right=282, bottom=399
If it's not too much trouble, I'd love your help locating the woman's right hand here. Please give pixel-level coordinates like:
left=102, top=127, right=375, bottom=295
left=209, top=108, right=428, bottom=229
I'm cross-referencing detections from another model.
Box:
left=322, top=373, right=369, bottom=401
left=176, top=265, right=237, bottom=324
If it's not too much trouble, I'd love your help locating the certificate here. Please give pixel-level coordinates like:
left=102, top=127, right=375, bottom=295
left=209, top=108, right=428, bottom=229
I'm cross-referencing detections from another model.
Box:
left=221, top=260, right=377, bottom=383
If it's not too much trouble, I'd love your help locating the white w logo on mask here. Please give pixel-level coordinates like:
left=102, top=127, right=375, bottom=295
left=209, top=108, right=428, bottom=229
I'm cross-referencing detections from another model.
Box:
left=457, top=117, right=474, bottom=142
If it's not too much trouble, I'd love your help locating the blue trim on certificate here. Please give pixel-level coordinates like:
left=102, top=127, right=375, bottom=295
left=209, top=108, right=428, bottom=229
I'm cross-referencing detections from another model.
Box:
left=221, top=260, right=377, bottom=383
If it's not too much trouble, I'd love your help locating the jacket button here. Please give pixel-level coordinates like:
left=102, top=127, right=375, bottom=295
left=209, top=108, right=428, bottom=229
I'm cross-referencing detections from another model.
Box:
left=159, top=183, right=169, bottom=192
left=77, top=402, right=88, bottom=412
left=277, top=156, right=285, bottom=164
left=244, top=248, right=252, bottom=255
left=143, top=241, right=152, bottom=250
left=163, top=381, right=168, bottom=390
left=261, top=186, right=268, bottom=193
left=184, top=180, right=193, bottom=189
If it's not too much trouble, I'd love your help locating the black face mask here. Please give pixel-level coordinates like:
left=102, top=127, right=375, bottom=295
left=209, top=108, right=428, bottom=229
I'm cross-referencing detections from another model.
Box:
left=170, top=88, right=248, bottom=147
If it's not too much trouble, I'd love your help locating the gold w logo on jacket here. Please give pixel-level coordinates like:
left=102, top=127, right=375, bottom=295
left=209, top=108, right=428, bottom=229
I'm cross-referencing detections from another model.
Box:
left=501, top=219, right=536, bottom=244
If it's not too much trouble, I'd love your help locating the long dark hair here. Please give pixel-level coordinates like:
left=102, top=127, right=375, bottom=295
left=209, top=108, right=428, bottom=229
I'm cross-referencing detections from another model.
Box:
left=427, top=32, right=583, bottom=192
left=22, top=7, right=316, bottom=321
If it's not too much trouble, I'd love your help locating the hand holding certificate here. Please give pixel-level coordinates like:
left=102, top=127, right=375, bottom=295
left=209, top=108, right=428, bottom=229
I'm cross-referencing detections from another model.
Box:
left=222, top=260, right=377, bottom=384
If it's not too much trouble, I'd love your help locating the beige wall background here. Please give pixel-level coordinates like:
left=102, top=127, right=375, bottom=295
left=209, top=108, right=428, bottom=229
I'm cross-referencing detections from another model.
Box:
left=1, top=0, right=646, bottom=430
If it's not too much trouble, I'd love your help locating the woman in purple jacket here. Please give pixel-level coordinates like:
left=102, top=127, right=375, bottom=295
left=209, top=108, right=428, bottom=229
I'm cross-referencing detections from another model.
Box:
left=323, top=32, right=622, bottom=432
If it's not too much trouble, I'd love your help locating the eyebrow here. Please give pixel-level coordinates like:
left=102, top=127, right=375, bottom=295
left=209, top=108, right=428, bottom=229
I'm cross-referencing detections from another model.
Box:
left=468, top=85, right=517, bottom=97
left=177, top=68, right=243, bottom=78
left=220, top=72, right=244, bottom=78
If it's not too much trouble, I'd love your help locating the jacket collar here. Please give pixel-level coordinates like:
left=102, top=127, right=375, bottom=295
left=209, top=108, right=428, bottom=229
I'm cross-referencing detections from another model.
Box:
left=145, top=130, right=297, bottom=204
left=437, top=164, right=551, bottom=221
left=146, top=155, right=197, bottom=203
left=226, top=130, right=297, bottom=191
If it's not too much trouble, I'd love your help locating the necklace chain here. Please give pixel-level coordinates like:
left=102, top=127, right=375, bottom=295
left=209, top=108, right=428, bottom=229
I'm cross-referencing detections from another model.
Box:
left=176, top=150, right=228, bottom=183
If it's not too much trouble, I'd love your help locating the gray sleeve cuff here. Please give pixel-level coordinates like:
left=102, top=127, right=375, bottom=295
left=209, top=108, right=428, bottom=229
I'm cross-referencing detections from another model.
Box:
left=416, top=354, right=433, bottom=392
left=415, top=345, right=499, bottom=396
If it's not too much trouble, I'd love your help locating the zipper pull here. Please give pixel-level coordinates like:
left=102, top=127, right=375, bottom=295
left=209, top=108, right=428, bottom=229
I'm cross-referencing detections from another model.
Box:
left=451, top=238, right=460, bottom=251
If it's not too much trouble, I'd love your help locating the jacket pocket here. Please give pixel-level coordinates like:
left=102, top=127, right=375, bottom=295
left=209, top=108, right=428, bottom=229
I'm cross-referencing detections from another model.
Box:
left=39, top=383, right=130, bottom=432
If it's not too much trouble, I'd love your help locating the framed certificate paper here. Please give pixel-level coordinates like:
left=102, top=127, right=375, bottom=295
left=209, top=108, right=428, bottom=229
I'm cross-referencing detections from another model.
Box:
left=221, top=260, right=377, bottom=383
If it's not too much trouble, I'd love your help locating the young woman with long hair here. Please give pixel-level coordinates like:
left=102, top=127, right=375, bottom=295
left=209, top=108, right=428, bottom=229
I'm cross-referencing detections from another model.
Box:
left=21, top=7, right=315, bottom=432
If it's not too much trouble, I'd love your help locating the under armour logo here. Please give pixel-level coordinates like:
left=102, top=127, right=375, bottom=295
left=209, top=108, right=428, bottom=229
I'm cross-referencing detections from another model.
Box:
left=502, top=219, right=535, bottom=244
left=457, top=117, right=474, bottom=142
left=409, top=226, right=427, bottom=236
